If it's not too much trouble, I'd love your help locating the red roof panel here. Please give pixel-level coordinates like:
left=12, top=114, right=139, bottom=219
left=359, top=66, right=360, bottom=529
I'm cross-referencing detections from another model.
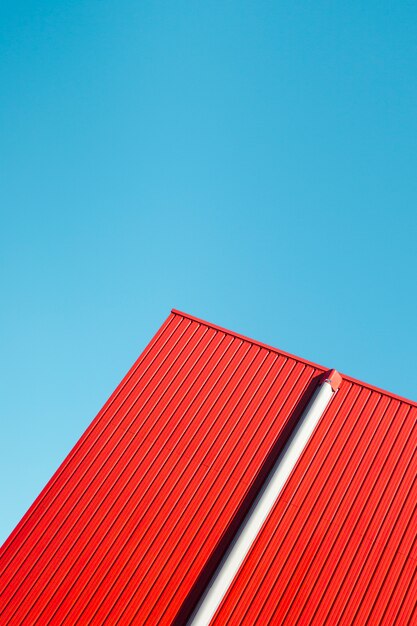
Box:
left=0, top=311, right=324, bottom=624
left=213, top=382, right=417, bottom=625
left=1, top=310, right=415, bottom=625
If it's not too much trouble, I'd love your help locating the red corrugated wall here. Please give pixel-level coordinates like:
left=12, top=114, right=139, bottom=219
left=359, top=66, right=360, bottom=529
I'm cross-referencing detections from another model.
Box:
left=0, top=310, right=325, bottom=625
left=1, top=310, right=415, bottom=625
left=213, top=367, right=417, bottom=624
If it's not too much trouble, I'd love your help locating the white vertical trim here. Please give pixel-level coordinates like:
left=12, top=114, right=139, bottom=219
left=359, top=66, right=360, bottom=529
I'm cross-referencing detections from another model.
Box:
left=188, top=378, right=336, bottom=626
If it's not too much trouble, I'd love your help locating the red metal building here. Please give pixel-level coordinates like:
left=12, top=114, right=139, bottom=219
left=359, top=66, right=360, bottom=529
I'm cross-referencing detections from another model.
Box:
left=1, top=309, right=416, bottom=625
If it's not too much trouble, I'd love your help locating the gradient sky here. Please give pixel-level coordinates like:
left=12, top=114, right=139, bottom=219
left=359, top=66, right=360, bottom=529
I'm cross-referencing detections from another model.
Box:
left=1, top=1, right=416, bottom=543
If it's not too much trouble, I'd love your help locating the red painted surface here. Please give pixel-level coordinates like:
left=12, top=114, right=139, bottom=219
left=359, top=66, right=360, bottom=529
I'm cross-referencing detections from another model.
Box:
left=0, top=311, right=324, bottom=625
left=324, top=368, right=342, bottom=392
left=0, top=310, right=415, bottom=625
left=213, top=374, right=417, bottom=625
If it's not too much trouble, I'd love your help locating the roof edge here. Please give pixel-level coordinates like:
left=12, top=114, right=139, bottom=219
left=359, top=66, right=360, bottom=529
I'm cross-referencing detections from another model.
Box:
left=171, top=309, right=417, bottom=408
left=171, top=308, right=327, bottom=373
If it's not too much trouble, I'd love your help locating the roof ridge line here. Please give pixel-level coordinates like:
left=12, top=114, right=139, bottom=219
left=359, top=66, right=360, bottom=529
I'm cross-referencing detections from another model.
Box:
left=171, top=309, right=327, bottom=372
left=171, top=309, right=417, bottom=409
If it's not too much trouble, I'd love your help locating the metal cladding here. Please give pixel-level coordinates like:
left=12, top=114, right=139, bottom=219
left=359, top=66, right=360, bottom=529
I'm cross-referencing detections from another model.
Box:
left=213, top=376, right=417, bottom=624
left=1, top=310, right=416, bottom=625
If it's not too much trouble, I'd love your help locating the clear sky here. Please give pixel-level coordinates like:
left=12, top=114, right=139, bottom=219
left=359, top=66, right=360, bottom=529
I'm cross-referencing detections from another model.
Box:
left=1, top=1, right=416, bottom=543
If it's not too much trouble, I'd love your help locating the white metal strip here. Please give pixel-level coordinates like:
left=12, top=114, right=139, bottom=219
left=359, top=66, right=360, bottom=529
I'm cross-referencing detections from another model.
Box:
left=188, top=377, right=336, bottom=626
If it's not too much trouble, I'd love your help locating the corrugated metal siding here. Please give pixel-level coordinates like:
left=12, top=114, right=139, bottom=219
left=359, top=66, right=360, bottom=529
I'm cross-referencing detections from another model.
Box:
left=213, top=377, right=417, bottom=624
left=0, top=310, right=326, bottom=625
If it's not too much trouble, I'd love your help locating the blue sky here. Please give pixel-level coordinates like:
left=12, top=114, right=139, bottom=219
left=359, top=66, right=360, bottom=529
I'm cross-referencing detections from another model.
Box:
left=1, top=1, right=416, bottom=543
